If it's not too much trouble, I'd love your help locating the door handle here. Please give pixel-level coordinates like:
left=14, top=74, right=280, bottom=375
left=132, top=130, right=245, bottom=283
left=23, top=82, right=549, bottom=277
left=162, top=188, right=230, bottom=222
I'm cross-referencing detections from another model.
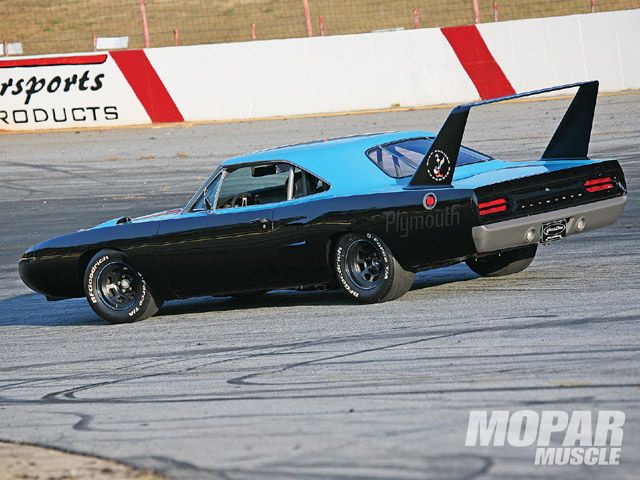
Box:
left=251, top=218, right=270, bottom=230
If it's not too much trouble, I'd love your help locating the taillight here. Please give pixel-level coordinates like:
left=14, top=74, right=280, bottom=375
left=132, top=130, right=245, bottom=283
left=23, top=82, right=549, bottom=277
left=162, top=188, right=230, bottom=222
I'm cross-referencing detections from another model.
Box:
left=584, top=177, right=613, bottom=193
left=478, top=198, right=507, bottom=216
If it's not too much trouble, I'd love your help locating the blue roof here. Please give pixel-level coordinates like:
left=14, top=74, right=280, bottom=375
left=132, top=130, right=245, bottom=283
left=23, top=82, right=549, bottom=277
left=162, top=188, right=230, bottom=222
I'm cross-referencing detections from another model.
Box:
left=222, top=130, right=434, bottom=194
left=220, top=130, right=603, bottom=194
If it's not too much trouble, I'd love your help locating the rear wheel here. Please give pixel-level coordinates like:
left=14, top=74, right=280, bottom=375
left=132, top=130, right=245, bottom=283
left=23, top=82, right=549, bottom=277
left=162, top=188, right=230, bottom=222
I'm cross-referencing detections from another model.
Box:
left=466, top=245, right=537, bottom=277
left=334, top=233, right=415, bottom=304
left=84, top=250, right=163, bottom=324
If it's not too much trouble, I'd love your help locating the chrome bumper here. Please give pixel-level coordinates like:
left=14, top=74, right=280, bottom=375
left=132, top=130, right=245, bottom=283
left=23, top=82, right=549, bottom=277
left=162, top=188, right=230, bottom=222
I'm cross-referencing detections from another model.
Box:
left=472, top=195, right=627, bottom=253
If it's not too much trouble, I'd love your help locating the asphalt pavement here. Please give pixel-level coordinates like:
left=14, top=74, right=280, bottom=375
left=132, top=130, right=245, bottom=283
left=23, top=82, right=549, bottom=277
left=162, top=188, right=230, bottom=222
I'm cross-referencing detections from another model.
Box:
left=0, top=93, right=639, bottom=479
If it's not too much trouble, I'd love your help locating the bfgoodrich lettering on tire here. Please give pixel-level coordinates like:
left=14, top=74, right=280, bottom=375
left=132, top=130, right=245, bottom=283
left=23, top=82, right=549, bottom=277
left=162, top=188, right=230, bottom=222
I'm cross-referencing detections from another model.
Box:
left=83, top=249, right=162, bottom=324
left=334, top=233, right=415, bottom=304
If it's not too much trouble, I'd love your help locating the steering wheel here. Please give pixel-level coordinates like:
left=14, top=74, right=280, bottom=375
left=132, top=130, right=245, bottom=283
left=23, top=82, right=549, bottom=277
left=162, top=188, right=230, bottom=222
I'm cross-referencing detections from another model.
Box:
left=230, top=192, right=252, bottom=208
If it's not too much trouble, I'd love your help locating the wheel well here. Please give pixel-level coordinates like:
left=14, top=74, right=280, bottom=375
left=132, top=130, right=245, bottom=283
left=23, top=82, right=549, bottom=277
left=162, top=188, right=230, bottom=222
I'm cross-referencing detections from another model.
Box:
left=325, top=232, right=351, bottom=266
left=326, top=230, right=417, bottom=274
left=77, top=248, right=125, bottom=285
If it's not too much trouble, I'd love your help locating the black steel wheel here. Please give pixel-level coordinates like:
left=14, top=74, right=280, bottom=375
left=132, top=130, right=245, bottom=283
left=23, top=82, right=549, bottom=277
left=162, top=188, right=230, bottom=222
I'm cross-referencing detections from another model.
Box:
left=96, top=262, right=143, bottom=311
left=334, top=232, right=415, bottom=304
left=84, top=249, right=162, bottom=324
left=344, top=239, right=385, bottom=291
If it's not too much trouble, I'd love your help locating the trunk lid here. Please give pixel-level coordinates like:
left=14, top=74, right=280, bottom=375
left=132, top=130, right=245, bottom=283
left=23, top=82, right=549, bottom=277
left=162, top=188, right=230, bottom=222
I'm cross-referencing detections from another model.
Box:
left=466, top=159, right=626, bottom=224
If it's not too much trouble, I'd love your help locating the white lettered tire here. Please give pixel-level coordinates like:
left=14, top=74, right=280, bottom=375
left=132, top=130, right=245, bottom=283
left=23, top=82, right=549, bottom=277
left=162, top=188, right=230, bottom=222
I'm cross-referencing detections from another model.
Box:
left=84, top=249, right=162, bottom=324
left=334, top=232, right=415, bottom=304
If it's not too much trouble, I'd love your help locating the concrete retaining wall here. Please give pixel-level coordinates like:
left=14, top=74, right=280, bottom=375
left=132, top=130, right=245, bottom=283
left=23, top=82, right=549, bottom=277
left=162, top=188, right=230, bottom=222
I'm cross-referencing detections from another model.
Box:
left=0, top=9, right=638, bottom=131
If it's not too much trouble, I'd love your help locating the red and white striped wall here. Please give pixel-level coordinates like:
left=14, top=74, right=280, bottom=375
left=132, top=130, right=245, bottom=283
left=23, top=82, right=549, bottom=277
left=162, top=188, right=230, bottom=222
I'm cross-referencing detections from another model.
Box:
left=0, top=9, right=638, bottom=131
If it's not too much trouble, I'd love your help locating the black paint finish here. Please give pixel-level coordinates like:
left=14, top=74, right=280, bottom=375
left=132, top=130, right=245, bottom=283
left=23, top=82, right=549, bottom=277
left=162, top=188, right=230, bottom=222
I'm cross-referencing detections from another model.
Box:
left=20, top=158, right=625, bottom=304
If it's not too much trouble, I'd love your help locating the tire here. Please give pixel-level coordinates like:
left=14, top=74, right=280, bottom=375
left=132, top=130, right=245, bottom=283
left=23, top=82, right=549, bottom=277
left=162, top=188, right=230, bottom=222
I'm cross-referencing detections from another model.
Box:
left=334, top=232, right=415, bottom=304
left=466, top=245, right=537, bottom=277
left=84, top=249, right=163, bottom=324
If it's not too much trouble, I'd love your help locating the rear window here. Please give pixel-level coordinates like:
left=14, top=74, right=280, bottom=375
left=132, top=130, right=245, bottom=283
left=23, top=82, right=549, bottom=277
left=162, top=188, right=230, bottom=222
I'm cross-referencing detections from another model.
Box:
left=366, top=137, right=491, bottom=178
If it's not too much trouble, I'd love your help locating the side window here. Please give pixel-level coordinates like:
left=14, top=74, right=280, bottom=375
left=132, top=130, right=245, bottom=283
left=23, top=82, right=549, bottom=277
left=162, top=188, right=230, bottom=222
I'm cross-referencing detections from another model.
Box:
left=291, top=168, right=329, bottom=198
left=217, top=163, right=291, bottom=209
left=368, top=145, right=418, bottom=178
left=205, top=162, right=331, bottom=210
left=192, top=174, right=222, bottom=211
left=367, top=138, right=491, bottom=179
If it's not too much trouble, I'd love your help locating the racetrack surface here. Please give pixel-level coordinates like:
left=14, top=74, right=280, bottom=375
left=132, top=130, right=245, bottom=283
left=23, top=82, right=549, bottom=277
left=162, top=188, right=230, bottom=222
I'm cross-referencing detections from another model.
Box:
left=0, top=93, right=639, bottom=479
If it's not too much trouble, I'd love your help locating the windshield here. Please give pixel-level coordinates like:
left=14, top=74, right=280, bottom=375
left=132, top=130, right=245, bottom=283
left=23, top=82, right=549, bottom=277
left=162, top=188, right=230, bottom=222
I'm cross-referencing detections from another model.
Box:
left=366, top=137, right=491, bottom=178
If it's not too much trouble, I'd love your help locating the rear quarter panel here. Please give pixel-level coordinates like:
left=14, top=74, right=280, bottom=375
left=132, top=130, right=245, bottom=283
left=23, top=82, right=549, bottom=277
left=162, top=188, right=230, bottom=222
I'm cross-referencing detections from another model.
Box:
left=301, top=187, right=477, bottom=275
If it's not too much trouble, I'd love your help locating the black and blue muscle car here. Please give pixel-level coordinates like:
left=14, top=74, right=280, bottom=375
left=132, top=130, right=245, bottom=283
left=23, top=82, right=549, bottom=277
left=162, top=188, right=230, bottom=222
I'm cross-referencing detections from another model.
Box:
left=19, top=82, right=627, bottom=323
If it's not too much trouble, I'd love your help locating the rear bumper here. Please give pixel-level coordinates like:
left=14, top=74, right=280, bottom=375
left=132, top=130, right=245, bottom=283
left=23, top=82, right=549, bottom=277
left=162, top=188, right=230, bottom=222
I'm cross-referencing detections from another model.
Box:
left=472, top=195, right=627, bottom=253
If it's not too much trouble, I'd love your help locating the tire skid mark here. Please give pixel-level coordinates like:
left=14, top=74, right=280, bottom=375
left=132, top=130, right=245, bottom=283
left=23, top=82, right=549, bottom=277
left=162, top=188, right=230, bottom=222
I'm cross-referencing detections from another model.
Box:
left=0, top=354, right=210, bottom=394
left=0, top=356, right=185, bottom=393
left=318, top=345, right=640, bottom=366
left=39, top=338, right=320, bottom=402
left=0, top=339, right=317, bottom=373
left=49, top=412, right=101, bottom=432
left=2, top=381, right=638, bottom=406
left=7, top=313, right=636, bottom=404
left=129, top=452, right=492, bottom=480
left=226, top=313, right=639, bottom=386
left=0, top=182, right=39, bottom=194
left=34, top=328, right=455, bottom=401
left=1, top=160, right=103, bottom=184
left=128, top=454, right=230, bottom=480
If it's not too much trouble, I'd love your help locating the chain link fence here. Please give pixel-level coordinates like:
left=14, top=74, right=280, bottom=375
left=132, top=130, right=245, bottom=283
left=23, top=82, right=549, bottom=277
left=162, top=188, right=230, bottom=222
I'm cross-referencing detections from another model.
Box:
left=2, top=0, right=639, bottom=56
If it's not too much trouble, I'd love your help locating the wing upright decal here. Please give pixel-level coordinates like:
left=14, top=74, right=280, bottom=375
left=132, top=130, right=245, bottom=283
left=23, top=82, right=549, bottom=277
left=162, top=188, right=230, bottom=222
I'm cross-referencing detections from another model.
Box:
left=409, top=106, right=469, bottom=186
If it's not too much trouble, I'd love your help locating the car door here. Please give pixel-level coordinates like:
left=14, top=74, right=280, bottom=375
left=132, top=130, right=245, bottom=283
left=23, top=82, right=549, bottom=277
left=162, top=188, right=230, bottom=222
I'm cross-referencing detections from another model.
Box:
left=155, top=205, right=278, bottom=297
left=271, top=169, right=334, bottom=288
left=154, top=166, right=285, bottom=297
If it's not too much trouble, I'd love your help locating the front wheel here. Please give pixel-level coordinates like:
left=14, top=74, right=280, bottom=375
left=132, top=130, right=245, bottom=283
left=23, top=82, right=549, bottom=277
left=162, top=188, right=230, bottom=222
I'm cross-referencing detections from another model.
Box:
left=466, top=245, right=537, bottom=277
left=84, top=250, right=163, bottom=324
left=334, top=233, right=415, bottom=304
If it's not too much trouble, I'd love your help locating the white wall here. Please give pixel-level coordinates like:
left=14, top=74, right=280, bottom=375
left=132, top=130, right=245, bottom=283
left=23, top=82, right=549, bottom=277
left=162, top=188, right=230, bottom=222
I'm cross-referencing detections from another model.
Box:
left=479, top=9, right=640, bottom=93
left=0, top=54, right=149, bottom=130
left=0, top=9, right=638, bottom=131
left=147, top=28, right=478, bottom=122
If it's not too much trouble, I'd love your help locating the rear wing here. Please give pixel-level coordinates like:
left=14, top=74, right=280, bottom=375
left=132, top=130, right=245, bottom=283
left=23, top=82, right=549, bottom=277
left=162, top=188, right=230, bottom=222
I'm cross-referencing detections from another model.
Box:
left=409, top=81, right=599, bottom=187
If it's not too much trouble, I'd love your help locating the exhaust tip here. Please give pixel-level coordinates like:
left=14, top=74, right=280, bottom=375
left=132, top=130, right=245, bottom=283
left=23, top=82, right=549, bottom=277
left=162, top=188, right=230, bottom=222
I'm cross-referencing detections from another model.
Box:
left=525, top=227, right=537, bottom=242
